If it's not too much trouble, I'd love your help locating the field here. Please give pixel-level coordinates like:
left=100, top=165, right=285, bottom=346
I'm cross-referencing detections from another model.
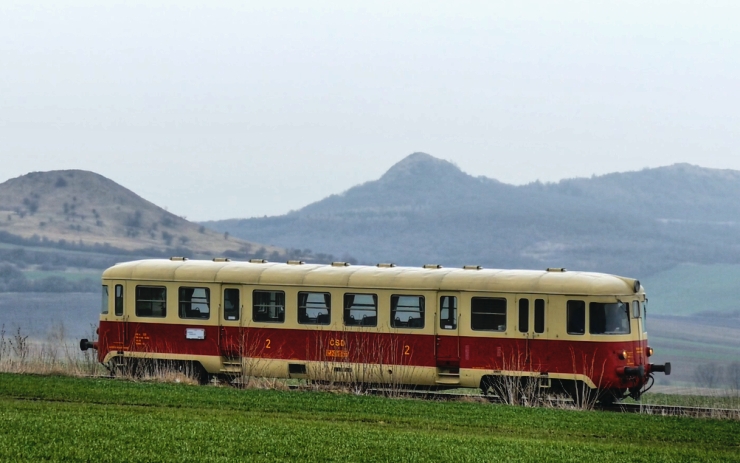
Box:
left=0, top=374, right=739, bottom=462
left=643, top=263, right=740, bottom=317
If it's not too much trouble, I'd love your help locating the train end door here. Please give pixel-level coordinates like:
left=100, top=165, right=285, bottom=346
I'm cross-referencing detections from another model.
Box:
left=99, top=282, right=128, bottom=360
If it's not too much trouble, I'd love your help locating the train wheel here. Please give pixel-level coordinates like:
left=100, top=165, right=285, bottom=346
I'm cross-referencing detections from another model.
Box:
left=564, top=380, right=597, bottom=408
left=597, top=389, right=624, bottom=405
left=191, top=362, right=210, bottom=385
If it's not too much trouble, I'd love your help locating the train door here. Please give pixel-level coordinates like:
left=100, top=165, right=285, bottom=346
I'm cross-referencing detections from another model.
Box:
left=632, top=299, right=646, bottom=368
left=435, top=293, right=460, bottom=383
left=219, top=286, right=242, bottom=358
left=105, top=282, right=129, bottom=351
left=514, top=295, right=548, bottom=372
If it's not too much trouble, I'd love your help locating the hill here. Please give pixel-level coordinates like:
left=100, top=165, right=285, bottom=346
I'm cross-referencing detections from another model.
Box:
left=0, top=170, right=280, bottom=258
left=204, top=153, right=740, bottom=278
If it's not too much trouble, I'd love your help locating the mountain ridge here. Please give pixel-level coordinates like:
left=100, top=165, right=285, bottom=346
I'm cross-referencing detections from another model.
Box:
left=0, top=169, right=280, bottom=257
left=204, top=153, right=740, bottom=277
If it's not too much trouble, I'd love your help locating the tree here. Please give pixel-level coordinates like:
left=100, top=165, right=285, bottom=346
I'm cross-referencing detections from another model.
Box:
left=693, top=363, right=721, bottom=389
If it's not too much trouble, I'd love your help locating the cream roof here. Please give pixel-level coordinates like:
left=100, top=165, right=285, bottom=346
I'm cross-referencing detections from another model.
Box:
left=102, top=259, right=642, bottom=297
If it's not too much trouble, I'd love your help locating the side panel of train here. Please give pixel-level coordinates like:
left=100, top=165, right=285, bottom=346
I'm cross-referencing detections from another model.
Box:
left=96, top=278, right=650, bottom=394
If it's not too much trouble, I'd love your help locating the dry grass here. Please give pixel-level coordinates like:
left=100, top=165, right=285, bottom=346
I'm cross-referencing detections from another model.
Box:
left=0, top=323, right=102, bottom=377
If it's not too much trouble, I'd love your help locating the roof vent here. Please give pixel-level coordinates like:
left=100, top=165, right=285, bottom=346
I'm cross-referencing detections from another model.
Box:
left=376, top=263, right=396, bottom=268
left=331, top=262, right=350, bottom=267
left=423, top=264, right=442, bottom=269
left=463, top=265, right=482, bottom=270
left=287, top=260, right=305, bottom=265
left=170, top=257, right=188, bottom=261
left=212, top=258, right=231, bottom=262
left=546, top=267, right=567, bottom=272
left=249, top=259, right=268, bottom=264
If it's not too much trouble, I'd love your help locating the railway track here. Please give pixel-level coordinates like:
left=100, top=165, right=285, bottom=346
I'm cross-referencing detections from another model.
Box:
left=596, top=402, right=740, bottom=418
left=362, top=388, right=739, bottom=418
left=86, top=375, right=738, bottom=418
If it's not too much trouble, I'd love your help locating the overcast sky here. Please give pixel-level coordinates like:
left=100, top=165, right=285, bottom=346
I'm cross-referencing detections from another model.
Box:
left=1, top=1, right=738, bottom=221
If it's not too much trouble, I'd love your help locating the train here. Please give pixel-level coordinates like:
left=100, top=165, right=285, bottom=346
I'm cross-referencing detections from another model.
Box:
left=81, top=257, right=670, bottom=403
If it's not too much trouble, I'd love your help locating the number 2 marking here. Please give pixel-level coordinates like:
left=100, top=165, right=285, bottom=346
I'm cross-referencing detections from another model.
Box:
left=265, top=339, right=271, bottom=349
left=404, top=345, right=410, bottom=356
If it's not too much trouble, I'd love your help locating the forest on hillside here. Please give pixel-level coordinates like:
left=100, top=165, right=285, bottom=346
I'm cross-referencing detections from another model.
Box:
left=205, top=157, right=740, bottom=278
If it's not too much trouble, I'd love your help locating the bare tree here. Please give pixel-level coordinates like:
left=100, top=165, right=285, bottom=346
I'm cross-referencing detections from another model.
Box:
left=725, top=361, right=740, bottom=394
left=694, top=363, right=721, bottom=389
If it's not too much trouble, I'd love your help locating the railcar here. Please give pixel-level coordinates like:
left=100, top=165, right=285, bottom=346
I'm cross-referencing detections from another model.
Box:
left=81, top=258, right=670, bottom=402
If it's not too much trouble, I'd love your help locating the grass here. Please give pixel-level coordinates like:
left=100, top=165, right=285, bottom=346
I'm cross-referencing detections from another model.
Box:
left=635, top=391, right=740, bottom=410
left=0, top=374, right=739, bottom=462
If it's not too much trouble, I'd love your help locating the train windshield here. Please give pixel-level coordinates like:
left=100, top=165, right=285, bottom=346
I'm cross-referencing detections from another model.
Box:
left=101, top=285, right=109, bottom=314
left=589, top=302, right=630, bottom=335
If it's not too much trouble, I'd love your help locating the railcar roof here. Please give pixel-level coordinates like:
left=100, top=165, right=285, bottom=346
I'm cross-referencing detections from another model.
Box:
left=102, top=259, right=643, bottom=296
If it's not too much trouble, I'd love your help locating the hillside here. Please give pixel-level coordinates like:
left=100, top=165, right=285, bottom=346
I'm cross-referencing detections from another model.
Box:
left=0, top=170, right=280, bottom=258
left=204, top=153, right=740, bottom=278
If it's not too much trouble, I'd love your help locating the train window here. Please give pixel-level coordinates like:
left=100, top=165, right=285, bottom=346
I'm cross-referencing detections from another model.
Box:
left=534, top=299, right=545, bottom=334
left=391, top=295, right=424, bottom=328
left=440, top=296, right=457, bottom=330
left=115, top=285, right=124, bottom=316
left=298, top=292, right=331, bottom=325
left=101, top=285, right=109, bottom=315
left=632, top=300, right=640, bottom=319
left=224, top=289, right=240, bottom=321
left=471, top=297, right=507, bottom=331
left=136, top=286, right=167, bottom=317
left=589, top=302, right=630, bottom=335
left=566, top=300, right=585, bottom=335
left=179, top=287, right=211, bottom=320
left=518, top=299, right=529, bottom=333
left=344, top=293, right=377, bottom=327
left=642, top=301, right=647, bottom=333
left=253, top=290, right=285, bottom=323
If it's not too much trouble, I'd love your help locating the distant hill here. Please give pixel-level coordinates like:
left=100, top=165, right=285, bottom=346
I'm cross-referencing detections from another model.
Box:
left=0, top=170, right=281, bottom=258
left=203, top=153, right=740, bottom=277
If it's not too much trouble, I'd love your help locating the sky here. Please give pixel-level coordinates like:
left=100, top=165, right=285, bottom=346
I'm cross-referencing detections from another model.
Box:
left=1, top=1, right=738, bottom=221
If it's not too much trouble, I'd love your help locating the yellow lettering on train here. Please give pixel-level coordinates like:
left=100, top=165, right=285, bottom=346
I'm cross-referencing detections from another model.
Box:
left=329, top=339, right=346, bottom=347
left=265, top=339, right=271, bottom=349
left=404, top=345, right=411, bottom=356
left=326, top=349, right=349, bottom=358
left=134, top=332, right=150, bottom=347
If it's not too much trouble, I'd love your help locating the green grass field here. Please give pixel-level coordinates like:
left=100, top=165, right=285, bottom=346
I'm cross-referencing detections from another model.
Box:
left=0, top=374, right=738, bottom=462
left=644, top=263, right=740, bottom=317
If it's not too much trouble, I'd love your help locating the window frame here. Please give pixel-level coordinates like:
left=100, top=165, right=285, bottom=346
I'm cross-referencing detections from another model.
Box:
left=589, top=301, right=631, bottom=335
left=252, top=290, right=286, bottom=324
left=439, top=296, right=457, bottom=330
left=114, top=284, right=124, bottom=317
left=518, top=298, right=529, bottom=333
left=298, top=291, right=331, bottom=325
left=390, top=294, right=425, bottom=329
left=135, top=285, right=167, bottom=318
left=343, top=293, right=378, bottom=327
left=223, top=288, right=240, bottom=321
left=470, top=297, right=507, bottom=332
left=101, top=285, right=109, bottom=315
left=566, top=300, right=585, bottom=335
left=534, top=299, right=545, bottom=334
left=178, top=286, right=211, bottom=320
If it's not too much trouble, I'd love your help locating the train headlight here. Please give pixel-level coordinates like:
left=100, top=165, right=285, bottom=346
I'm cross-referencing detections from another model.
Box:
left=647, top=347, right=654, bottom=357
left=618, top=350, right=627, bottom=360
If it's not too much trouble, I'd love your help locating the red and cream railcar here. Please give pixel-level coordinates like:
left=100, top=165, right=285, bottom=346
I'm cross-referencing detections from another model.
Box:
left=81, top=258, right=670, bottom=401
